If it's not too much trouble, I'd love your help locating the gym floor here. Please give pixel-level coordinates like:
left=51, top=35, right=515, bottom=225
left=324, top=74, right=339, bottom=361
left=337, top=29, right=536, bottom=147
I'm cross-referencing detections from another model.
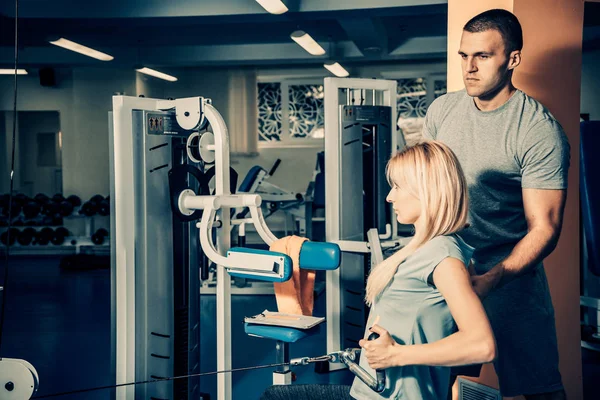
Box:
left=1, top=256, right=596, bottom=399
left=1, top=256, right=351, bottom=400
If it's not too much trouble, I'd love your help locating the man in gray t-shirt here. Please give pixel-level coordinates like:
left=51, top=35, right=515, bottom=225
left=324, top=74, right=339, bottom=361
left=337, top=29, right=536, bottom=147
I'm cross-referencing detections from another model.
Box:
left=422, top=10, right=569, bottom=400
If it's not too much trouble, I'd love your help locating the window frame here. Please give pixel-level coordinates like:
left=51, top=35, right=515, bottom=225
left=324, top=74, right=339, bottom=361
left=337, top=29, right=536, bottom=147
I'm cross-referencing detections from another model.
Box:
left=257, top=76, right=326, bottom=149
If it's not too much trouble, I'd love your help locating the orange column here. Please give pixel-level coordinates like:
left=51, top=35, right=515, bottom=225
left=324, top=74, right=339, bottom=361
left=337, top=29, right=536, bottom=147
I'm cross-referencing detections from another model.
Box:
left=447, top=1, right=584, bottom=399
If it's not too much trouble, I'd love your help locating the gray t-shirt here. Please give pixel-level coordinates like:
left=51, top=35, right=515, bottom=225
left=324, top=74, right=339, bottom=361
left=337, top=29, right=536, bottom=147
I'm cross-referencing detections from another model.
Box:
left=350, top=234, right=474, bottom=400
left=422, top=89, right=570, bottom=273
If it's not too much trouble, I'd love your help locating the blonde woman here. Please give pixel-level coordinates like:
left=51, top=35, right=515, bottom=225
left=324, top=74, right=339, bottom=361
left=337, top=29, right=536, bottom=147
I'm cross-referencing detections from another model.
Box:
left=350, top=141, right=495, bottom=400
left=261, top=141, right=496, bottom=400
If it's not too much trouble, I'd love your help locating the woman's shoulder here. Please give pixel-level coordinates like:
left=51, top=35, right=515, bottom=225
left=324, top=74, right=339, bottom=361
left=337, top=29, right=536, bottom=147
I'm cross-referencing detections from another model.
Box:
left=423, top=234, right=474, bottom=264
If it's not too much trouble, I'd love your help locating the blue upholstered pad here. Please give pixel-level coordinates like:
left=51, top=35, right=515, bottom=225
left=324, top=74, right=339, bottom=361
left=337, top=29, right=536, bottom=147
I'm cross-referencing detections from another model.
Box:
left=300, top=242, right=341, bottom=270
left=244, top=323, right=320, bottom=343
left=238, top=165, right=265, bottom=193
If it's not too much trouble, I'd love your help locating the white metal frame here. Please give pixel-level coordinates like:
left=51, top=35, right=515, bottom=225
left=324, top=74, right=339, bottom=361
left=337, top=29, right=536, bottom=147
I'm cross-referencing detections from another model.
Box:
left=113, top=95, right=306, bottom=400
left=112, top=95, right=166, bottom=400
left=112, top=96, right=236, bottom=400
left=323, top=77, right=399, bottom=368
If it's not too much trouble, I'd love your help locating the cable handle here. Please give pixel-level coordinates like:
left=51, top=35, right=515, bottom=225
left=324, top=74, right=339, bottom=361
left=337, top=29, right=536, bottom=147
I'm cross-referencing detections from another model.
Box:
left=341, top=332, right=386, bottom=393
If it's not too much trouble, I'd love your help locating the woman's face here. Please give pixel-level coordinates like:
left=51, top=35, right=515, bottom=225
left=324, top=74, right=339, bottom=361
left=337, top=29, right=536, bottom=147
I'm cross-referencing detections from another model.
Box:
left=386, top=184, right=421, bottom=225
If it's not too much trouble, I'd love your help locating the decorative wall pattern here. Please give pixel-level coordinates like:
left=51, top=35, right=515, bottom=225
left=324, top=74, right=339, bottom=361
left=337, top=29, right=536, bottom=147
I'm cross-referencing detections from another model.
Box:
left=396, top=78, right=427, bottom=146
left=396, top=78, right=428, bottom=119
left=258, top=83, right=282, bottom=141
left=288, top=84, right=324, bottom=139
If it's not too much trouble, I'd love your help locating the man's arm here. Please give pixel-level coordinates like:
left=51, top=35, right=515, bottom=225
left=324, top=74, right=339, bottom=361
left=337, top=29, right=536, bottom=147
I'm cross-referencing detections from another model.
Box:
left=471, top=188, right=567, bottom=297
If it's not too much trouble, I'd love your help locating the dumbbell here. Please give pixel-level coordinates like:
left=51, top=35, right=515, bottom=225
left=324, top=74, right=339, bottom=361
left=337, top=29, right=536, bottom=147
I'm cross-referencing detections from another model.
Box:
left=91, top=228, right=109, bottom=245
left=13, top=193, right=29, bottom=207
left=66, top=195, right=82, bottom=208
left=34, top=193, right=50, bottom=205
left=98, top=196, right=110, bottom=216
left=57, top=199, right=74, bottom=217
left=1, top=198, right=22, bottom=218
left=45, top=194, right=75, bottom=217
left=80, top=195, right=104, bottom=217
left=42, top=200, right=59, bottom=216
left=36, top=227, right=55, bottom=246
left=17, top=227, right=36, bottom=246
left=0, top=228, right=19, bottom=246
left=80, top=201, right=96, bottom=216
left=23, top=200, right=42, bottom=219
left=90, top=194, right=104, bottom=204
left=51, top=227, right=69, bottom=245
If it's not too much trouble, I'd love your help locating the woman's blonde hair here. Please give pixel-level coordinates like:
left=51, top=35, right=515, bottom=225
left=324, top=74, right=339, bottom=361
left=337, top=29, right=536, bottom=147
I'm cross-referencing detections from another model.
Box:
left=365, top=141, right=469, bottom=306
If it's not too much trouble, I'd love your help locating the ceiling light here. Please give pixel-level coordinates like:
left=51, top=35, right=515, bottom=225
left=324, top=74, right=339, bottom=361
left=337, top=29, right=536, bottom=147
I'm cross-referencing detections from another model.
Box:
left=49, top=38, right=114, bottom=61
left=136, top=67, right=178, bottom=82
left=290, top=31, right=326, bottom=56
left=256, top=0, right=288, bottom=14
left=324, top=62, right=349, bottom=77
left=0, top=69, right=27, bottom=75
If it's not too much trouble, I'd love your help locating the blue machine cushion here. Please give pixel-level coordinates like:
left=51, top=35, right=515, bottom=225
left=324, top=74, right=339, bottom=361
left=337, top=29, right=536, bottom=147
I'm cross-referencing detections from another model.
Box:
left=299, top=241, right=341, bottom=270
left=238, top=165, right=265, bottom=193
left=581, top=121, right=600, bottom=276
left=244, top=323, right=319, bottom=343
left=227, top=247, right=293, bottom=282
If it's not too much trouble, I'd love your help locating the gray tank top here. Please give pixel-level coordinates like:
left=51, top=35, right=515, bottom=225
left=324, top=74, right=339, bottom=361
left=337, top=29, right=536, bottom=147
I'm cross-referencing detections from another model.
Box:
left=350, top=234, right=474, bottom=400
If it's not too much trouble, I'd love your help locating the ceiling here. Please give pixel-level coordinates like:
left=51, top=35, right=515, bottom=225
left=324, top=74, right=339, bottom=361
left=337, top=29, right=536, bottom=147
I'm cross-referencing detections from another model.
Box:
left=0, top=0, right=448, bottom=69
left=2, top=0, right=597, bottom=71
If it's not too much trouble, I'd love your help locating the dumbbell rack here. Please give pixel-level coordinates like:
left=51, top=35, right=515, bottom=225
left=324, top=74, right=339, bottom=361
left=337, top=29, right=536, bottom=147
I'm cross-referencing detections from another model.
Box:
left=0, top=195, right=110, bottom=257
left=0, top=226, right=109, bottom=257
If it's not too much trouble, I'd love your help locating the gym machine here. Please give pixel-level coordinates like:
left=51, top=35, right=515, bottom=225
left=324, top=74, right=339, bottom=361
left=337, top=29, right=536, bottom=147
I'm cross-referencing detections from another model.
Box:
left=110, top=97, right=208, bottom=400
left=324, top=77, right=408, bottom=368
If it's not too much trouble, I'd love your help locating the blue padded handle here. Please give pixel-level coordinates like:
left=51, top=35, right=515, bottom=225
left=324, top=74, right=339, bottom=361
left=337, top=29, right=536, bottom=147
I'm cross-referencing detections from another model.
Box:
left=299, top=242, right=341, bottom=270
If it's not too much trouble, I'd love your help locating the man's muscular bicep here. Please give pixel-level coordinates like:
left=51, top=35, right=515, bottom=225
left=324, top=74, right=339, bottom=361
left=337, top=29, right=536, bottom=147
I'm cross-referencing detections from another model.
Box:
left=522, top=188, right=566, bottom=234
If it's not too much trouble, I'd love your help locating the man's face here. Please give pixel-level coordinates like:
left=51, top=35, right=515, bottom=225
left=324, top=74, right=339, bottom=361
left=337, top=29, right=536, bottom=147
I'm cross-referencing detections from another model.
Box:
left=459, top=30, right=514, bottom=99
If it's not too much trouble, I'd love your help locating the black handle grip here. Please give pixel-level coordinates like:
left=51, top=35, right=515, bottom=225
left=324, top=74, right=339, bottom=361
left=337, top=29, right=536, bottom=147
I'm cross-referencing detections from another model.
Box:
left=368, top=332, right=386, bottom=392
left=268, top=159, right=281, bottom=176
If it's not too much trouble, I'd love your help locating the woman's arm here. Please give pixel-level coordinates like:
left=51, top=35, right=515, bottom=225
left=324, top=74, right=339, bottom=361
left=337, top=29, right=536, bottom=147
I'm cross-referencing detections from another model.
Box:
left=360, top=257, right=496, bottom=369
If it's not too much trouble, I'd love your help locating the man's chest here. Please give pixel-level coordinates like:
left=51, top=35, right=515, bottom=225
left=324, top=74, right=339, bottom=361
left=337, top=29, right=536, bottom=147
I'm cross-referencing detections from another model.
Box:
left=434, top=115, right=523, bottom=185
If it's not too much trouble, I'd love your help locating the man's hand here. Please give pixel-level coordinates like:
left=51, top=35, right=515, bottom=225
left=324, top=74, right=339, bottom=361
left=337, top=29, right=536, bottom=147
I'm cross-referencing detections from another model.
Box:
left=470, top=266, right=503, bottom=299
left=358, top=324, right=401, bottom=370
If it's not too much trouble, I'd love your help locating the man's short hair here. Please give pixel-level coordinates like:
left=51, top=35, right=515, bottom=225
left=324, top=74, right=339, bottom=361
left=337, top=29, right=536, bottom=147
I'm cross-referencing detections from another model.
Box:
left=463, top=9, right=523, bottom=55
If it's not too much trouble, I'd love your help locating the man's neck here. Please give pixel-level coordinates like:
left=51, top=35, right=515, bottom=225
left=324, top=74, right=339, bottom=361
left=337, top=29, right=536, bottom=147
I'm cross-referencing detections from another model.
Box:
left=474, top=83, right=517, bottom=112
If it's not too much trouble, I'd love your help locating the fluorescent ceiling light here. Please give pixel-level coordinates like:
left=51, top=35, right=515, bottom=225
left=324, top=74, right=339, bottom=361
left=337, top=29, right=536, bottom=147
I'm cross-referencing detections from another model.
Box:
left=136, top=67, right=178, bottom=82
left=290, top=31, right=326, bottom=56
left=256, top=0, right=288, bottom=14
left=0, top=69, right=27, bottom=75
left=49, top=38, right=114, bottom=61
left=324, top=62, right=349, bottom=77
